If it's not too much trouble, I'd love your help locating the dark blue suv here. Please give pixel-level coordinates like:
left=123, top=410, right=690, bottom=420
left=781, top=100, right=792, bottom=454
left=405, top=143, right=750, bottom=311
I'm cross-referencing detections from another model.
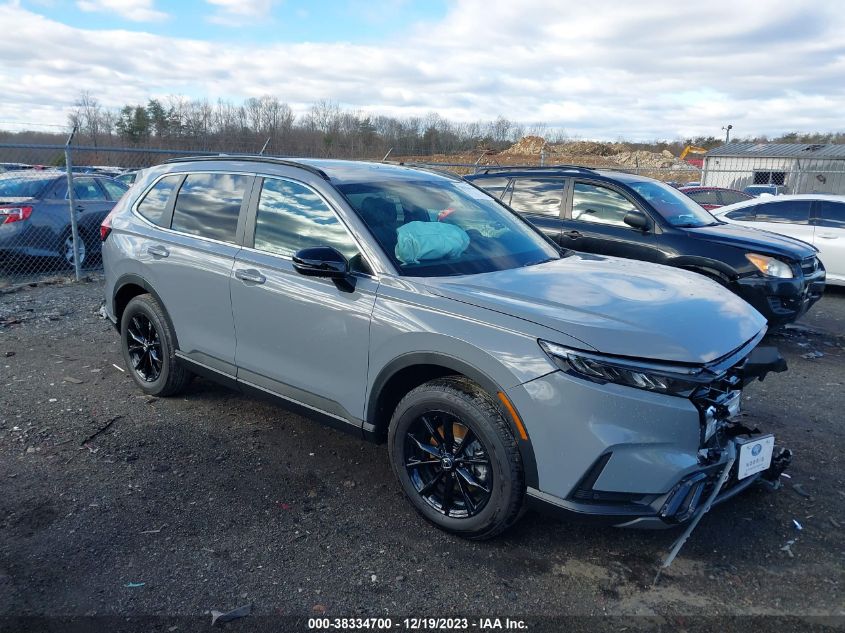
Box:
left=465, top=166, right=826, bottom=327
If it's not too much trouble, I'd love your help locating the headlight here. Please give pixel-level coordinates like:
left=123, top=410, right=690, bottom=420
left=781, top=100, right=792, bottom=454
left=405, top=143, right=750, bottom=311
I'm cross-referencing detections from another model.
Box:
left=745, top=253, right=794, bottom=279
left=539, top=340, right=712, bottom=397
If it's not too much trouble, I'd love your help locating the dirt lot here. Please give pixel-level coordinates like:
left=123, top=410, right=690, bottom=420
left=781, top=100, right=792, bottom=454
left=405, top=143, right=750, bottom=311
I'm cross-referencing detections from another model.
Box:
left=1, top=278, right=843, bottom=630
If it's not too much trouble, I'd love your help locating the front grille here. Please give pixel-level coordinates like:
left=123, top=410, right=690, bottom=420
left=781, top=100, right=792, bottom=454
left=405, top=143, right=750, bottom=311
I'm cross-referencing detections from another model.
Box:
left=801, top=256, right=818, bottom=276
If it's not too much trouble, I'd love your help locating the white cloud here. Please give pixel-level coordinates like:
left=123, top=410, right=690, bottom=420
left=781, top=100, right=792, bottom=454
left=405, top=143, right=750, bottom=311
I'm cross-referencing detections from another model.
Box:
left=2, top=1, right=845, bottom=139
left=76, top=0, right=167, bottom=22
left=205, top=0, right=274, bottom=25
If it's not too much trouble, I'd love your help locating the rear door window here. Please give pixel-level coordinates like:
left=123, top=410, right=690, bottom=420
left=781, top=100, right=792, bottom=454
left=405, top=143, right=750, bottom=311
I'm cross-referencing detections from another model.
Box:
left=817, top=200, right=845, bottom=229
left=72, top=178, right=107, bottom=200
left=136, top=175, right=183, bottom=227
left=754, top=200, right=811, bottom=224
left=571, top=182, right=637, bottom=227
left=171, top=173, right=250, bottom=243
left=508, top=178, right=566, bottom=216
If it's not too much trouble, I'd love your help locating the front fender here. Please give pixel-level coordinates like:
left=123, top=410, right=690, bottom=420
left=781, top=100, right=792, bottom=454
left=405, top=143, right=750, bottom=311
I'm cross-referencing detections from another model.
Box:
left=667, top=255, right=738, bottom=281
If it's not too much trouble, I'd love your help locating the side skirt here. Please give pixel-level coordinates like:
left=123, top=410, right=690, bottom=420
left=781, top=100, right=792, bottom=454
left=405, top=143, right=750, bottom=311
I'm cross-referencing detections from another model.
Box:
left=175, top=352, right=367, bottom=440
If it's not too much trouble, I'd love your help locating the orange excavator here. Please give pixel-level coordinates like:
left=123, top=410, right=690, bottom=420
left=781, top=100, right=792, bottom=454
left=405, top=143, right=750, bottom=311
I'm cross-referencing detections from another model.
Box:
left=679, top=145, right=708, bottom=168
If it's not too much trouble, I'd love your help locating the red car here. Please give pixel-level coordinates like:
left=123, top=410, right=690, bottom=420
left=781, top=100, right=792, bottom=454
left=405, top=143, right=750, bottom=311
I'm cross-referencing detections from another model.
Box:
left=679, top=186, right=753, bottom=210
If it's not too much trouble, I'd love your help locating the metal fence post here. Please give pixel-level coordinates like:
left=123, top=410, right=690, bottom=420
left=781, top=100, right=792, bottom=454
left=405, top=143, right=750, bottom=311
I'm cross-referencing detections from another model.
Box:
left=64, top=126, right=81, bottom=282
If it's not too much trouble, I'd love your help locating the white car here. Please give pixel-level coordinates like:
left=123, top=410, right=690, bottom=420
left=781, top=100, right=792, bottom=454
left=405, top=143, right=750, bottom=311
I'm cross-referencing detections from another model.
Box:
left=714, top=194, right=845, bottom=286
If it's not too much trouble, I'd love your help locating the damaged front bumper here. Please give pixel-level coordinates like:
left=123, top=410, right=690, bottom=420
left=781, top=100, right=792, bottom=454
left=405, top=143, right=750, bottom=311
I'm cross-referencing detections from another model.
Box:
left=525, top=344, right=792, bottom=529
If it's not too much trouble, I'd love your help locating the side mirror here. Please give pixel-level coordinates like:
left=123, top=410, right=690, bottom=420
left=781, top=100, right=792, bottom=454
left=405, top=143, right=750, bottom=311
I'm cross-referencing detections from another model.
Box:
left=292, top=246, right=355, bottom=292
left=292, top=246, right=349, bottom=278
left=623, top=210, right=651, bottom=232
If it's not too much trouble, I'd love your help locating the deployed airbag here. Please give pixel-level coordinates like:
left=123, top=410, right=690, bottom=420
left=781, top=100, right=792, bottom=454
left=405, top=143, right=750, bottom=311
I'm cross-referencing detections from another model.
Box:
left=395, top=221, right=470, bottom=264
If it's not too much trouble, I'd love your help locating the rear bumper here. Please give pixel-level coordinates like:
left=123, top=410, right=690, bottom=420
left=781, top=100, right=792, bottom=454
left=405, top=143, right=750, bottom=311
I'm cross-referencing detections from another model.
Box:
left=734, top=265, right=825, bottom=327
left=0, top=223, right=61, bottom=259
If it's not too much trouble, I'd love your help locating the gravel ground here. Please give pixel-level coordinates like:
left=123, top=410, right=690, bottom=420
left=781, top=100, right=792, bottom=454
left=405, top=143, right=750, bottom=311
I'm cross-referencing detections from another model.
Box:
left=0, top=278, right=843, bottom=630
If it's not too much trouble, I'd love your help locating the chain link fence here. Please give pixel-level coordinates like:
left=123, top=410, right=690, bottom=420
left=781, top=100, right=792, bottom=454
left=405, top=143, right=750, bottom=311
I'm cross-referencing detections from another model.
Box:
left=0, top=141, right=225, bottom=289
left=3, top=139, right=845, bottom=289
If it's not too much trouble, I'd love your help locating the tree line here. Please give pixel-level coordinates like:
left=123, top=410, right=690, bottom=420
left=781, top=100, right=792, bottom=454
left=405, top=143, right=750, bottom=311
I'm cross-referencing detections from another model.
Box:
left=1, top=91, right=843, bottom=164
left=42, top=91, right=557, bottom=159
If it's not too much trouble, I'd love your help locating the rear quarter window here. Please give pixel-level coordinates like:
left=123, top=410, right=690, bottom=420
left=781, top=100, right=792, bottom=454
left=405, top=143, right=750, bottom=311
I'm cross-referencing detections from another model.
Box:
left=136, top=175, right=183, bottom=227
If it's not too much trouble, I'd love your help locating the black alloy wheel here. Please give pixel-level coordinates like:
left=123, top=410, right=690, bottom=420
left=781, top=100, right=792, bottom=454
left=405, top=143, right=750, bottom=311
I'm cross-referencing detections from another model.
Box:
left=120, top=294, right=192, bottom=397
left=404, top=411, right=493, bottom=518
left=388, top=376, right=525, bottom=539
left=125, top=314, right=163, bottom=382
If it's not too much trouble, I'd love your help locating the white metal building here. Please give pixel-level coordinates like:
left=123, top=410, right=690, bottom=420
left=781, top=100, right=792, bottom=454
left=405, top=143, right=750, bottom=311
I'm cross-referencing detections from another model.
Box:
left=702, top=143, right=845, bottom=195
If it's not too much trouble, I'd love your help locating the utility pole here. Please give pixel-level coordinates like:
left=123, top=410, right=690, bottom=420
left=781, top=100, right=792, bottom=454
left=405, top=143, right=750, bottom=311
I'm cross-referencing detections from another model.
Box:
left=722, top=124, right=733, bottom=144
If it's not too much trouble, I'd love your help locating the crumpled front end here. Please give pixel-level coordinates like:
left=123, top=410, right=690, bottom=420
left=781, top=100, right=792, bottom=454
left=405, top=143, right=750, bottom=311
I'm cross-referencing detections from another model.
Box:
left=509, top=334, right=791, bottom=528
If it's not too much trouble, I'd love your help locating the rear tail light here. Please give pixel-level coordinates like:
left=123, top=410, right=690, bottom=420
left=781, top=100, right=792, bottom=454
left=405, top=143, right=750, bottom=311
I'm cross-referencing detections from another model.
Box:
left=0, top=205, right=33, bottom=224
left=100, top=207, right=118, bottom=241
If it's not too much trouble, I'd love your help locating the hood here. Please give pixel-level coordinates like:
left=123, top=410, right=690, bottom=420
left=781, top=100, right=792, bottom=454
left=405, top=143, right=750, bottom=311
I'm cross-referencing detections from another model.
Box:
left=424, top=253, right=766, bottom=365
left=685, top=222, right=817, bottom=258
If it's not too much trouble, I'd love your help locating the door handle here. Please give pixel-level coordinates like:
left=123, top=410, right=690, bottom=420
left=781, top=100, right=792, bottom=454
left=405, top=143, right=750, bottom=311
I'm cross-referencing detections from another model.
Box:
left=817, top=233, right=838, bottom=239
left=562, top=230, right=583, bottom=239
left=235, top=268, right=266, bottom=284
left=75, top=205, right=85, bottom=212
left=146, top=245, right=169, bottom=258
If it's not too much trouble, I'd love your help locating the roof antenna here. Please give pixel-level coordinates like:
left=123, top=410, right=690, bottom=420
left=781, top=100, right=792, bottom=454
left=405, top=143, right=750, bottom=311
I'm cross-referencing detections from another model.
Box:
left=382, top=148, right=394, bottom=162
left=259, top=137, right=271, bottom=156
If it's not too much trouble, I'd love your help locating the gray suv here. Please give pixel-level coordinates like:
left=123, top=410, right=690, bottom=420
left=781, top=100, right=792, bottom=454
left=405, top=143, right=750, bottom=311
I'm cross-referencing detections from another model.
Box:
left=101, top=156, right=789, bottom=539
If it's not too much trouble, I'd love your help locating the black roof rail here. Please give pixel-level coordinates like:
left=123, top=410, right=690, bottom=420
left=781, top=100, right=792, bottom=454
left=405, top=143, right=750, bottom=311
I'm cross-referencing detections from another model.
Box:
left=474, top=164, right=599, bottom=175
left=165, top=154, right=331, bottom=181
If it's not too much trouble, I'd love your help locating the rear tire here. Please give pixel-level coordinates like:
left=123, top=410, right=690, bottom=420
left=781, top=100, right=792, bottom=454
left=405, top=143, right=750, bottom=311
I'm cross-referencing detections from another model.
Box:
left=120, top=294, right=192, bottom=396
left=387, top=376, right=525, bottom=540
left=58, top=230, right=89, bottom=269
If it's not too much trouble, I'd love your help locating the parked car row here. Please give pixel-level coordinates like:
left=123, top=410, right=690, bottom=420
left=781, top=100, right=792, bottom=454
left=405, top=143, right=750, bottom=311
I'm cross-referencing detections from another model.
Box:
left=677, top=186, right=753, bottom=210
left=101, top=156, right=793, bottom=539
left=715, top=194, right=845, bottom=286
left=465, top=166, right=825, bottom=328
left=0, top=170, right=128, bottom=267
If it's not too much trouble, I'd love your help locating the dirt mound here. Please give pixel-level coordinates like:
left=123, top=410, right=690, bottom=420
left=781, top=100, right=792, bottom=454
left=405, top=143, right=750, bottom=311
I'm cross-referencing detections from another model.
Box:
left=553, top=141, right=616, bottom=157
left=612, top=149, right=687, bottom=169
left=501, top=136, right=549, bottom=155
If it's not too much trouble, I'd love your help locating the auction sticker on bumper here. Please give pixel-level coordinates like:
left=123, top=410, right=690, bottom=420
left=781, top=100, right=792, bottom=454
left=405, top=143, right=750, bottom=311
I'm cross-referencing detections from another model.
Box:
left=737, top=435, right=775, bottom=480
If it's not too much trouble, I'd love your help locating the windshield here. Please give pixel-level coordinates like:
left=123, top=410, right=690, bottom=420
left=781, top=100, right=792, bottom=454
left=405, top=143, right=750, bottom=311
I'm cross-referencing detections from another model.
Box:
left=629, top=180, right=718, bottom=228
left=0, top=174, right=55, bottom=199
left=337, top=178, right=560, bottom=277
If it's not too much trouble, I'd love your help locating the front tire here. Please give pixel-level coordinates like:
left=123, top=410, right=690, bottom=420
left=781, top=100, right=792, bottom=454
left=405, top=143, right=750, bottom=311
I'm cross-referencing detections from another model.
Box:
left=120, top=294, right=192, bottom=396
left=388, top=376, right=525, bottom=539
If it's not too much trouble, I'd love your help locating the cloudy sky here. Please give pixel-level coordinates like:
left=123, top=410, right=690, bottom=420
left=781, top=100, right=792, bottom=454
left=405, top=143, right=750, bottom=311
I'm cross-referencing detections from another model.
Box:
left=1, top=0, right=844, bottom=140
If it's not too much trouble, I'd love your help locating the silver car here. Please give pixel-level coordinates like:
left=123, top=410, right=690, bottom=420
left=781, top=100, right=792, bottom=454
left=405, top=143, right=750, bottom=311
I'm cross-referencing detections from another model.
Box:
left=101, top=157, right=789, bottom=538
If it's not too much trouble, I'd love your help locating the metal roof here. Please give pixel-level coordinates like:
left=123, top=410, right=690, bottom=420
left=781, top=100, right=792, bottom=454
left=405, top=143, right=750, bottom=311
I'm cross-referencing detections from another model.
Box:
left=706, top=142, right=845, bottom=159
